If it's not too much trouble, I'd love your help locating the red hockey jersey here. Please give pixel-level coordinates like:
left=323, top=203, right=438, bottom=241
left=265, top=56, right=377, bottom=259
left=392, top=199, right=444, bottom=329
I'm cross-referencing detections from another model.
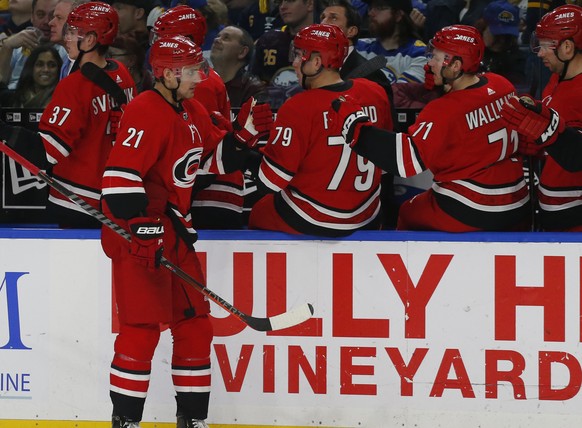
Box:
left=399, top=73, right=530, bottom=229
left=256, top=78, right=392, bottom=236
left=38, top=60, right=136, bottom=226
left=101, top=90, right=227, bottom=247
left=189, top=68, right=246, bottom=228
left=538, top=73, right=582, bottom=230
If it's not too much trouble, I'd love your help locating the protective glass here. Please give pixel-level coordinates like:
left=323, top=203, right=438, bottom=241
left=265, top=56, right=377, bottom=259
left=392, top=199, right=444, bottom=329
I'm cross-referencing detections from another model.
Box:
left=530, top=32, right=559, bottom=53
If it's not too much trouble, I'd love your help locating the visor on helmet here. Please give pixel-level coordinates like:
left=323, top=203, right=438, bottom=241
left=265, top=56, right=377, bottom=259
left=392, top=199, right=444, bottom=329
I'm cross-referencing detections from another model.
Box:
left=63, top=24, right=86, bottom=42
left=530, top=31, right=560, bottom=53
left=174, top=61, right=209, bottom=83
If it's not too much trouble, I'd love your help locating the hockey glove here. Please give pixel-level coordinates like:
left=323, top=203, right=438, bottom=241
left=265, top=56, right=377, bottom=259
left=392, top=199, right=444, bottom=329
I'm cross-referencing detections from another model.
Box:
left=501, top=96, right=565, bottom=148
left=329, top=95, right=371, bottom=147
left=423, top=63, right=436, bottom=90
left=128, top=217, right=164, bottom=269
left=233, top=97, right=274, bottom=148
left=210, top=110, right=233, bottom=132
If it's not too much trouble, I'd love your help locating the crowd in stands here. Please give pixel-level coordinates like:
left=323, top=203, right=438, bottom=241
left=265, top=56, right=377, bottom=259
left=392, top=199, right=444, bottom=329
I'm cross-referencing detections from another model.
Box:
left=0, top=0, right=579, bottom=234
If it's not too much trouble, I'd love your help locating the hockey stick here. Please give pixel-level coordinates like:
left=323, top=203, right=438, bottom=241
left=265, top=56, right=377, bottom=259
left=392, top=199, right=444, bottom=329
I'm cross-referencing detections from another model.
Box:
left=0, top=143, right=314, bottom=332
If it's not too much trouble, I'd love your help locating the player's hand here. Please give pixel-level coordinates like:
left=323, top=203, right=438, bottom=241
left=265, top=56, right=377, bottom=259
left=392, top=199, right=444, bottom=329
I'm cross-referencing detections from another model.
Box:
left=128, top=217, right=164, bottom=270
left=233, top=97, right=274, bottom=148
left=210, top=110, right=233, bottom=132
left=501, top=96, right=565, bottom=148
left=329, top=95, right=371, bottom=147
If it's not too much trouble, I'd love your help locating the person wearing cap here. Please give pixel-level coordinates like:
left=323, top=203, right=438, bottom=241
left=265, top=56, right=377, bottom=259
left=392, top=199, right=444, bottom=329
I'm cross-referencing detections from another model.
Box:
left=499, top=5, right=582, bottom=231
left=478, top=0, right=527, bottom=93
left=332, top=24, right=531, bottom=232
left=355, top=0, right=427, bottom=83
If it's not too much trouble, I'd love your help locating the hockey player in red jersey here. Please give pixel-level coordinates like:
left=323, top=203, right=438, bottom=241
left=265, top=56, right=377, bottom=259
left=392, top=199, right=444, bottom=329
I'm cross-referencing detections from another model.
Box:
left=0, top=2, right=136, bottom=228
left=100, top=35, right=271, bottom=428
left=248, top=23, right=393, bottom=237
left=500, top=5, right=582, bottom=231
left=330, top=25, right=531, bottom=231
left=151, top=6, right=247, bottom=229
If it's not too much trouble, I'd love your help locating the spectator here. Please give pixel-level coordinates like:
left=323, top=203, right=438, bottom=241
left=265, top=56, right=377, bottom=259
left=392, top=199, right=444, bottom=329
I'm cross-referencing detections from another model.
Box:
left=210, top=25, right=266, bottom=107
left=237, top=0, right=282, bottom=40
left=48, top=0, right=89, bottom=78
left=334, top=25, right=531, bottom=232
left=108, top=33, right=154, bottom=92
left=251, top=0, right=315, bottom=84
left=110, top=0, right=153, bottom=49
left=0, top=2, right=136, bottom=229
left=500, top=5, right=582, bottom=231
left=356, top=0, right=427, bottom=83
left=249, top=24, right=393, bottom=236
left=9, top=44, right=62, bottom=107
left=0, top=0, right=61, bottom=90
left=478, top=0, right=528, bottom=93
left=0, top=0, right=33, bottom=38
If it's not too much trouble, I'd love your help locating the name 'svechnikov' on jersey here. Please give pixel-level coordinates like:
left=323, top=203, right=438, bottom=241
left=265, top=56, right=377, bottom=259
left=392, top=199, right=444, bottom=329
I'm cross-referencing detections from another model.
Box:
left=91, top=87, right=135, bottom=114
left=465, top=91, right=515, bottom=130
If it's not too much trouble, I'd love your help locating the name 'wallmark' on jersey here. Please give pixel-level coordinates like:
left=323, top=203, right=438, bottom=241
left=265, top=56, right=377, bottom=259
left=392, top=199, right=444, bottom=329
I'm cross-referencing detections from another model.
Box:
left=466, top=92, right=515, bottom=130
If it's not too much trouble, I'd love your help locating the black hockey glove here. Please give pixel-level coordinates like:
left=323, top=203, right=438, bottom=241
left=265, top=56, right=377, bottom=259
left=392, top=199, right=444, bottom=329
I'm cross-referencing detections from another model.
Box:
left=128, top=217, right=164, bottom=270
left=329, top=95, right=371, bottom=147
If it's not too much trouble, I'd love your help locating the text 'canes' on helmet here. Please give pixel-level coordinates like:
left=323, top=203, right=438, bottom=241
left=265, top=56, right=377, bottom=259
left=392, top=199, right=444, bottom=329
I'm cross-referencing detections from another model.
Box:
left=429, top=25, right=484, bottom=73
left=531, top=4, right=582, bottom=52
left=66, top=1, right=118, bottom=46
left=150, top=35, right=207, bottom=81
left=151, top=5, right=207, bottom=47
left=292, top=23, right=349, bottom=69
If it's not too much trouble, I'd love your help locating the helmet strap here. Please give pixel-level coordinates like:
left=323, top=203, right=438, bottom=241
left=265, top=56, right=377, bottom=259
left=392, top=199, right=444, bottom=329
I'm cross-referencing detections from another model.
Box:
left=554, top=40, right=576, bottom=81
left=440, top=56, right=464, bottom=85
left=299, top=59, right=324, bottom=89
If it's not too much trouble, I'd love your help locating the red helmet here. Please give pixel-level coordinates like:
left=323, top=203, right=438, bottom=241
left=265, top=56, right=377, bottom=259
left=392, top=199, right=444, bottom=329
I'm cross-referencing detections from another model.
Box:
left=152, top=5, right=207, bottom=47
left=66, top=2, right=118, bottom=46
left=430, top=25, right=484, bottom=73
left=533, top=5, right=582, bottom=50
left=293, top=24, right=349, bottom=69
left=150, top=35, right=205, bottom=80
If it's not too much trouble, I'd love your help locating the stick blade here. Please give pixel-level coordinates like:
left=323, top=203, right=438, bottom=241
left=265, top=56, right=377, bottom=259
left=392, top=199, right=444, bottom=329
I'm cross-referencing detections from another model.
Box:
left=244, top=303, right=314, bottom=332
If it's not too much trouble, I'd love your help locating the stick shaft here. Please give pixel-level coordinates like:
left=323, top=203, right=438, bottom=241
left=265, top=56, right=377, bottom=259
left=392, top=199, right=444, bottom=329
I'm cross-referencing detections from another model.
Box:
left=0, top=143, right=260, bottom=325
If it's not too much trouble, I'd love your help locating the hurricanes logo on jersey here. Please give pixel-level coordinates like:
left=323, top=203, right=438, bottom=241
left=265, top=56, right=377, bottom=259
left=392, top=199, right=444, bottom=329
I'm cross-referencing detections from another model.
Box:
left=173, top=147, right=203, bottom=188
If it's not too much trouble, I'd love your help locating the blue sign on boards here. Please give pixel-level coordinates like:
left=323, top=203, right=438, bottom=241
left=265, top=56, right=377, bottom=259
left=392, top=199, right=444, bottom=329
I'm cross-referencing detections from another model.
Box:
left=0, top=271, right=31, bottom=350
